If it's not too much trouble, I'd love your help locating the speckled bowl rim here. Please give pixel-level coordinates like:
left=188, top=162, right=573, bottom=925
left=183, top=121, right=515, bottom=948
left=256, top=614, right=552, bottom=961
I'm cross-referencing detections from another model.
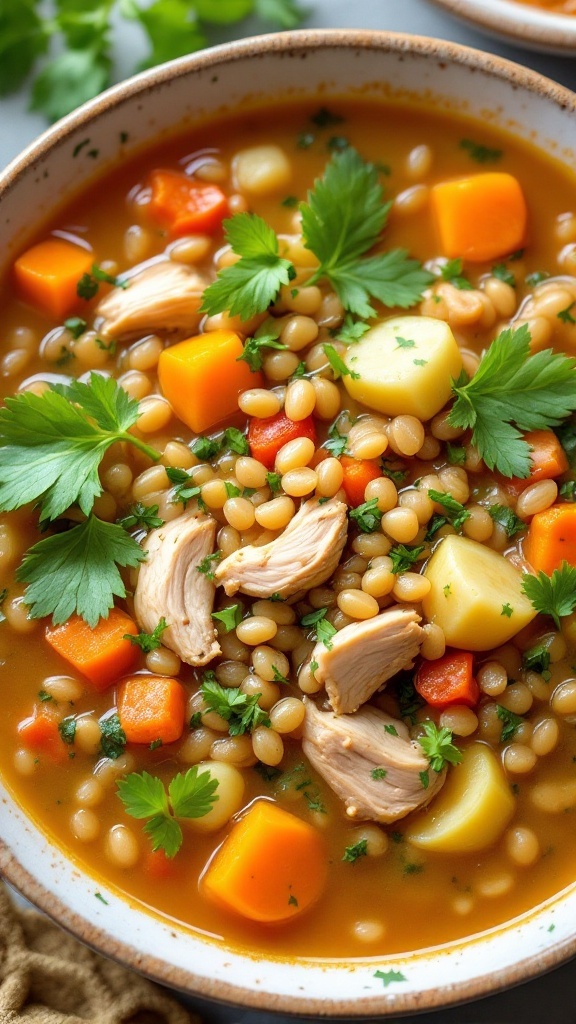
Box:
left=2, top=28, right=576, bottom=1017
left=424, top=0, right=576, bottom=55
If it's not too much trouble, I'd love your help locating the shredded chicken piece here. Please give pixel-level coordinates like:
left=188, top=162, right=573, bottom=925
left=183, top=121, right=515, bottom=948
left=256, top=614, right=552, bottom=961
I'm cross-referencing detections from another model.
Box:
left=95, top=260, right=208, bottom=340
left=133, top=510, right=220, bottom=666
left=309, top=606, right=424, bottom=714
left=302, top=699, right=446, bottom=823
left=214, top=497, right=348, bottom=601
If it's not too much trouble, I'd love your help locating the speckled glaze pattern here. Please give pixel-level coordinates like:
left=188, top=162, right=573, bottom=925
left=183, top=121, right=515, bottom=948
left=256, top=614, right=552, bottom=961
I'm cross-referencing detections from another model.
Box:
left=1, top=28, right=576, bottom=1018
left=424, top=0, right=576, bottom=55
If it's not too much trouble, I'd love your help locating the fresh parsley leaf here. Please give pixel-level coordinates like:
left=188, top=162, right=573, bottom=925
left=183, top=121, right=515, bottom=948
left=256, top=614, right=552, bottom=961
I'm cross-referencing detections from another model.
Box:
left=223, top=427, right=250, bottom=456
left=349, top=497, right=383, bottom=533
left=126, top=618, right=168, bottom=653
left=521, top=562, right=576, bottom=628
left=117, top=766, right=218, bottom=857
left=301, top=147, right=433, bottom=318
left=555, top=416, right=576, bottom=469
left=459, top=138, right=503, bottom=163
left=117, top=502, right=164, bottom=532
left=397, top=677, right=425, bottom=725
left=166, top=467, right=204, bottom=509
left=191, top=435, right=223, bottom=461
left=58, top=717, right=76, bottom=744
left=560, top=481, right=576, bottom=501
left=64, top=316, right=88, bottom=339
left=99, top=713, right=127, bottom=760
left=417, top=721, right=463, bottom=772
left=200, top=677, right=270, bottom=735
left=323, top=419, right=348, bottom=458
left=197, top=551, right=222, bottom=580
left=440, top=257, right=472, bottom=291
left=447, top=324, right=576, bottom=478
left=374, top=969, right=407, bottom=987
left=266, top=471, right=283, bottom=494
left=522, top=643, right=551, bottom=679
left=381, top=459, right=407, bottom=485
left=300, top=606, right=337, bottom=650
left=0, top=0, right=47, bottom=97
left=497, top=705, right=524, bottom=742
left=388, top=543, right=425, bottom=574
left=0, top=373, right=159, bottom=521
left=446, top=443, right=466, bottom=466
left=224, top=482, right=241, bottom=498
left=383, top=724, right=398, bottom=736
left=333, top=313, right=370, bottom=344
left=272, top=665, right=290, bottom=684
left=16, top=516, right=145, bottom=627
left=488, top=503, right=526, bottom=538
left=342, top=839, right=368, bottom=863
left=501, top=602, right=514, bottom=618
left=371, top=767, right=387, bottom=779
left=200, top=213, right=296, bottom=319
left=323, top=343, right=360, bottom=379
left=77, top=263, right=127, bottom=300
left=427, top=490, right=470, bottom=531
left=492, top=263, right=516, bottom=288
left=212, top=604, right=243, bottom=633
left=238, top=332, right=288, bottom=371
left=31, top=49, right=111, bottom=123
left=395, top=335, right=415, bottom=349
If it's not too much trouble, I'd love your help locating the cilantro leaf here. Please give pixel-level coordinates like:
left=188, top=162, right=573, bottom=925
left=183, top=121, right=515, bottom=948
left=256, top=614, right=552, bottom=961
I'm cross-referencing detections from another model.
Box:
left=324, top=418, right=349, bottom=458
left=16, top=516, right=145, bottom=627
left=59, top=716, right=77, bottom=744
left=333, top=314, right=370, bottom=344
left=126, top=618, right=168, bottom=653
left=117, top=767, right=218, bottom=857
left=301, top=148, right=432, bottom=317
left=0, top=373, right=159, bottom=521
left=448, top=325, right=576, bottom=478
left=459, top=138, right=503, bottom=164
left=417, top=721, right=463, bottom=772
left=374, top=969, right=407, bottom=987
left=521, top=562, right=576, bottom=628
left=166, top=467, right=203, bottom=509
left=200, top=677, right=270, bottom=735
left=200, top=213, right=296, bottom=319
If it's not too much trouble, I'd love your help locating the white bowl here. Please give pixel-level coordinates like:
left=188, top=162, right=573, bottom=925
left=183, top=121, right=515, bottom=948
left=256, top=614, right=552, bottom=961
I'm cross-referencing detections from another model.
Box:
left=1, top=29, right=576, bottom=1017
left=424, top=0, right=576, bottom=55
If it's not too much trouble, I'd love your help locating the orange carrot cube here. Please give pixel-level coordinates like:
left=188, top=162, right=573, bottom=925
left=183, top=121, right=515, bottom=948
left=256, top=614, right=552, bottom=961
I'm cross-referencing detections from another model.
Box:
left=45, top=608, right=140, bottom=692
left=117, top=675, right=186, bottom=745
left=13, top=238, right=94, bottom=318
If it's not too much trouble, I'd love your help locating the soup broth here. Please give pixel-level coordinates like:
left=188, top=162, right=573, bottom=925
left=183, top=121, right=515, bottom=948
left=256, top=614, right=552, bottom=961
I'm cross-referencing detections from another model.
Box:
left=1, top=99, right=576, bottom=959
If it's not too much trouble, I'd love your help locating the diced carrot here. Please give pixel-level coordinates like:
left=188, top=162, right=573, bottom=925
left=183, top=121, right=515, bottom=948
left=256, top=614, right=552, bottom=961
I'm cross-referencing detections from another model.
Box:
left=415, top=650, right=479, bottom=709
left=201, top=799, right=328, bottom=923
left=340, top=455, right=382, bottom=507
left=13, top=238, right=94, bottom=319
left=502, top=430, right=569, bottom=497
left=18, top=711, right=65, bottom=761
left=45, top=608, right=140, bottom=693
left=430, top=172, right=528, bottom=262
left=117, top=675, right=186, bottom=745
left=158, top=329, right=262, bottom=435
left=523, top=504, right=576, bottom=575
left=247, top=411, right=317, bottom=470
left=146, top=169, right=229, bottom=237
left=144, top=847, right=177, bottom=881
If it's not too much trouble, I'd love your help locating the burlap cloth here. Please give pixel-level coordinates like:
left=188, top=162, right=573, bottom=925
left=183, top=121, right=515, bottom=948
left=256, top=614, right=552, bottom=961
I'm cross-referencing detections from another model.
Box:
left=0, top=883, right=197, bottom=1024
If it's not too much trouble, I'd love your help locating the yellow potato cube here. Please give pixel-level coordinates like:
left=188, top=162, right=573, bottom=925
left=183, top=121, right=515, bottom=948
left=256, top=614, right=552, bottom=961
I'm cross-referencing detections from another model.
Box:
left=343, top=315, right=462, bottom=420
left=405, top=743, right=515, bottom=853
left=423, top=535, right=537, bottom=650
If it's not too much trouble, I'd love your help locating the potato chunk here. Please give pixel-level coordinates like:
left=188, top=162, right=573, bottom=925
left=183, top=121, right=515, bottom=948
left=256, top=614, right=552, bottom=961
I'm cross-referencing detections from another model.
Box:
left=405, top=743, right=515, bottom=853
left=342, top=315, right=462, bottom=420
left=423, top=535, right=537, bottom=650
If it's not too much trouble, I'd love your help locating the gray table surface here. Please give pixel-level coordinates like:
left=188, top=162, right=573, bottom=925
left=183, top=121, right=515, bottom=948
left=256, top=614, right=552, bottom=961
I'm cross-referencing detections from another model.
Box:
left=2, top=1, right=576, bottom=1020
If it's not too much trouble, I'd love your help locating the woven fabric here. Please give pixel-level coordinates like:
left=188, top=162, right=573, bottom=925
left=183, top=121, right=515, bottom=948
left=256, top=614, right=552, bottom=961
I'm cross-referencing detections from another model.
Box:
left=0, top=883, right=196, bottom=1024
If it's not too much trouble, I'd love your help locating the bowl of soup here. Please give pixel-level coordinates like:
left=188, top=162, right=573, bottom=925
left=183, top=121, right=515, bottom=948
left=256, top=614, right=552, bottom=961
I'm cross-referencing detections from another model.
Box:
left=424, top=0, right=576, bottom=55
left=1, top=28, right=576, bottom=1017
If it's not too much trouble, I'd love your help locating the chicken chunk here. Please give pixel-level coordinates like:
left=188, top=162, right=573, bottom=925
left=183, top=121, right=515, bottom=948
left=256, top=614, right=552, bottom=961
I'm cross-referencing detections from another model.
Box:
left=95, top=260, right=208, bottom=340
left=134, top=510, right=220, bottom=666
left=302, top=699, right=445, bottom=824
left=214, top=497, right=348, bottom=601
left=310, top=606, right=424, bottom=714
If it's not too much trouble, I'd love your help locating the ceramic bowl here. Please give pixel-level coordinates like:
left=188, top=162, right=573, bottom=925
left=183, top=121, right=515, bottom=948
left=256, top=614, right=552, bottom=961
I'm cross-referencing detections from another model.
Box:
left=424, top=0, right=576, bottom=56
left=2, top=29, right=576, bottom=1018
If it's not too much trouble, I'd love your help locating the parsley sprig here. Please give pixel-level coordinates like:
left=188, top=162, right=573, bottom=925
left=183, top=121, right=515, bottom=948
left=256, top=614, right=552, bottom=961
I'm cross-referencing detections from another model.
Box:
left=200, top=675, right=270, bottom=735
left=521, top=562, right=576, bottom=628
left=117, top=767, right=219, bottom=858
left=300, top=607, right=337, bottom=650
left=0, top=373, right=159, bottom=522
left=418, top=722, right=462, bottom=786
left=448, top=325, right=576, bottom=478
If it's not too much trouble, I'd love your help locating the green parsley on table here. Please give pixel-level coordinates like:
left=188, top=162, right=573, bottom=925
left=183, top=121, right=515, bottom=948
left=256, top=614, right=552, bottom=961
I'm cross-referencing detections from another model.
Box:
left=2, top=0, right=307, bottom=123
left=521, top=562, right=576, bottom=628
left=447, top=324, right=576, bottom=478
left=200, top=676, right=270, bottom=735
left=0, top=373, right=160, bottom=522
left=117, top=767, right=219, bottom=858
